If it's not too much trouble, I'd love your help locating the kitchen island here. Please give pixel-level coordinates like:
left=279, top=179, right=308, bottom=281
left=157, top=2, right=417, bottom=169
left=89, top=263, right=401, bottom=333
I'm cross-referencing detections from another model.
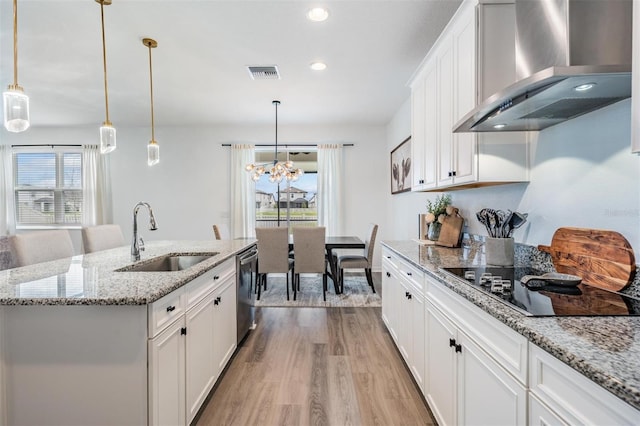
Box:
left=0, top=239, right=255, bottom=426
left=382, top=239, right=640, bottom=425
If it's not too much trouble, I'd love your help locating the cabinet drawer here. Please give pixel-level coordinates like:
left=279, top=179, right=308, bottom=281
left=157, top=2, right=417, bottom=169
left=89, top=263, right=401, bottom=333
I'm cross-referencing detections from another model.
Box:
left=529, top=343, right=640, bottom=425
left=427, top=275, right=527, bottom=384
left=381, top=248, right=400, bottom=272
left=396, top=257, right=425, bottom=294
left=149, top=286, right=186, bottom=338
left=186, top=258, right=235, bottom=309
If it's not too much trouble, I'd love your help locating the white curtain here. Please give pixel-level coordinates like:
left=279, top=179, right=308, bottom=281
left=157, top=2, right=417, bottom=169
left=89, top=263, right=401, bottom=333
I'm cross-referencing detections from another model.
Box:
left=0, top=144, right=16, bottom=235
left=317, top=144, right=343, bottom=236
left=230, top=144, right=256, bottom=239
left=82, top=144, right=113, bottom=226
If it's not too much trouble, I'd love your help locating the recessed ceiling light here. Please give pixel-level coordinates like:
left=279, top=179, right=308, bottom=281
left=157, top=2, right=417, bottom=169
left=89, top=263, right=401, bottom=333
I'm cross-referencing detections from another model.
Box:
left=574, top=83, right=596, bottom=92
left=307, top=7, right=329, bottom=22
left=493, top=124, right=506, bottom=129
left=310, top=62, right=327, bottom=71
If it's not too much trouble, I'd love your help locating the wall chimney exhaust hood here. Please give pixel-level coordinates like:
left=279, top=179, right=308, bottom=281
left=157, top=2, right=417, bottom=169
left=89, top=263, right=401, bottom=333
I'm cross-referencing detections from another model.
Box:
left=454, top=0, right=631, bottom=133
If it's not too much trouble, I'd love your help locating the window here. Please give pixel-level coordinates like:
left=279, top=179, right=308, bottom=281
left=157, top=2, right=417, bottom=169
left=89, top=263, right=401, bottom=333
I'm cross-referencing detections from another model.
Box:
left=254, top=149, right=317, bottom=231
left=13, top=148, right=83, bottom=227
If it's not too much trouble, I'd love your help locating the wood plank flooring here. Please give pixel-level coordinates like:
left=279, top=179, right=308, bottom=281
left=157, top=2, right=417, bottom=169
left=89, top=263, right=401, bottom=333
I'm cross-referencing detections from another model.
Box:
left=195, top=307, right=435, bottom=426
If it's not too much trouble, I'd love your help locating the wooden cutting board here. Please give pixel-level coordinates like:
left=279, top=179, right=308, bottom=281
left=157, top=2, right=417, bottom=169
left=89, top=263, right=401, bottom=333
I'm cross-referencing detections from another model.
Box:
left=436, top=214, right=464, bottom=248
left=538, top=227, right=636, bottom=292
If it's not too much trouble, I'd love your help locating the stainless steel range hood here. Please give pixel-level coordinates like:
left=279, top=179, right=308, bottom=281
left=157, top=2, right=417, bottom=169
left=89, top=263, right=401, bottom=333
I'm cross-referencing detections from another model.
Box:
left=454, top=0, right=632, bottom=133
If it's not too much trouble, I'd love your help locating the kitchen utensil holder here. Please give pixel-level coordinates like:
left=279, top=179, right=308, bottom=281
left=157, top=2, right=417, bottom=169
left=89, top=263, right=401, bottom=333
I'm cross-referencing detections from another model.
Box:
left=485, top=237, right=514, bottom=266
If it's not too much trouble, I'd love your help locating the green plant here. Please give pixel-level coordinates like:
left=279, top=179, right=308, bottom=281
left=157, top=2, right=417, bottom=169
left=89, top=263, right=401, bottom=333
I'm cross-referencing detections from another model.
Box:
left=426, top=193, right=451, bottom=221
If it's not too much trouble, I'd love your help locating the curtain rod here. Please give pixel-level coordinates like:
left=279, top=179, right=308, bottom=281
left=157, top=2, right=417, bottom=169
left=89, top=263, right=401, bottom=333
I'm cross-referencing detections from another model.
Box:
left=221, top=143, right=354, bottom=147
left=11, top=144, right=82, bottom=148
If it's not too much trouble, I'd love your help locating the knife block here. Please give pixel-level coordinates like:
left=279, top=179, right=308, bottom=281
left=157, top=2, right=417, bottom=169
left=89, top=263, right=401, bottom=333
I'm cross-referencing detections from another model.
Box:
left=485, top=237, right=514, bottom=266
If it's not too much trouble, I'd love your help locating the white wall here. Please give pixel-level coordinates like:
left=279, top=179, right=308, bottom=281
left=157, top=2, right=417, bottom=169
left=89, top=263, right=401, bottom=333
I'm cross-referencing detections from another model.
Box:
left=386, top=98, right=640, bottom=259
left=2, top=123, right=390, bottom=268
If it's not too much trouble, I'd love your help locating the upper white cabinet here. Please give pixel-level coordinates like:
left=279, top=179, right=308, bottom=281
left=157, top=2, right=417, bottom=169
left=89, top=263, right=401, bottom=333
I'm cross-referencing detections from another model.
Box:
left=410, top=0, right=529, bottom=192
left=632, top=0, right=640, bottom=153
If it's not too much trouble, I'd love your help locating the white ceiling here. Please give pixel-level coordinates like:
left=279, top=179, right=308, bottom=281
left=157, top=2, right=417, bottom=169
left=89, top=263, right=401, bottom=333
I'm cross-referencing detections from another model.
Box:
left=0, top=0, right=462, bottom=128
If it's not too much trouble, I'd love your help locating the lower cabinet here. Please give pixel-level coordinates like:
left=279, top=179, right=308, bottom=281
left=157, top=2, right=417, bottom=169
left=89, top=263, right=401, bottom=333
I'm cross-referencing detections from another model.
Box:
left=148, top=259, right=237, bottom=426
left=381, top=248, right=426, bottom=393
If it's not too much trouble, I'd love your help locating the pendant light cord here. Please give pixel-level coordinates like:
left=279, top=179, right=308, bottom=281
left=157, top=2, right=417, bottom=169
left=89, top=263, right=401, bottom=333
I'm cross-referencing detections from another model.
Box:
left=273, top=100, right=280, bottom=164
left=148, top=43, right=155, bottom=141
left=99, top=1, right=110, bottom=124
left=12, top=0, right=18, bottom=87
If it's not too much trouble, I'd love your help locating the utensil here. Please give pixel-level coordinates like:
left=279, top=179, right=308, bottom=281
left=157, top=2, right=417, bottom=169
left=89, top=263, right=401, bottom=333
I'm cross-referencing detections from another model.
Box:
left=520, top=272, right=582, bottom=287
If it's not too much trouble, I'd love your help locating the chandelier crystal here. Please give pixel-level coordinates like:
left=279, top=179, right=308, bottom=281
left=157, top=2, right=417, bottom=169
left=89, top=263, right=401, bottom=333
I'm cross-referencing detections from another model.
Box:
left=245, top=100, right=304, bottom=183
left=3, top=0, right=30, bottom=133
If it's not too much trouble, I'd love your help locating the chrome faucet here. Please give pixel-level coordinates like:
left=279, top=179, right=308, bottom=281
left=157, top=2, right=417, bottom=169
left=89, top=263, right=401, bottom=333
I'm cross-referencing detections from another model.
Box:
left=132, top=201, right=158, bottom=261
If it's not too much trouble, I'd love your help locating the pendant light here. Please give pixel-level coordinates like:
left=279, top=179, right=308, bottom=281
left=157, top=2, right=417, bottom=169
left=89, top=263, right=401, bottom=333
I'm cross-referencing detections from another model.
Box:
left=96, top=0, right=116, bottom=154
left=143, top=38, right=159, bottom=166
left=245, top=100, right=304, bottom=183
left=3, top=0, right=29, bottom=133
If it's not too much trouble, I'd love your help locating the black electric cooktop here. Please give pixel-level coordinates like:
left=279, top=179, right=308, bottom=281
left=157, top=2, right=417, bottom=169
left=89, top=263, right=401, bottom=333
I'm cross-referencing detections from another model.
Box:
left=442, top=266, right=640, bottom=317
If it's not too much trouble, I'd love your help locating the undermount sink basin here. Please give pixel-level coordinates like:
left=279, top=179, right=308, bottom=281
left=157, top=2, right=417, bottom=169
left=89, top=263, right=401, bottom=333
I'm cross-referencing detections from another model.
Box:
left=116, top=253, right=218, bottom=272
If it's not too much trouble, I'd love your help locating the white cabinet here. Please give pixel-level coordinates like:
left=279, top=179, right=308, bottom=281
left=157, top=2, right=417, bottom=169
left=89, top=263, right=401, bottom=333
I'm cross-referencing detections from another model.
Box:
left=424, top=274, right=528, bottom=426
left=529, top=343, right=640, bottom=425
left=409, top=0, right=529, bottom=192
left=148, top=258, right=237, bottom=426
left=632, top=0, right=640, bottom=153
left=381, top=248, right=425, bottom=392
left=149, top=316, right=187, bottom=426
left=212, top=274, right=237, bottom=376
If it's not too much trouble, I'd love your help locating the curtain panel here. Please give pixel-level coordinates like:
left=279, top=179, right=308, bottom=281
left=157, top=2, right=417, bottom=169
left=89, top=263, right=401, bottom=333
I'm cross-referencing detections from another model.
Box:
left=317, top=144, right=344, bottom=236
left=0, top=145, right=16, bottom=236
left=82, top=144, right=113, bottom=226
left=230, top=144, right=256, bottom=238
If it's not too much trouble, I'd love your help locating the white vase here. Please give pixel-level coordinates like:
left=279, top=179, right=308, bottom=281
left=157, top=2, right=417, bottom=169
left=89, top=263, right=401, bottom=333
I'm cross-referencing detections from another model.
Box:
left=485, top=237, right=514, bottom=266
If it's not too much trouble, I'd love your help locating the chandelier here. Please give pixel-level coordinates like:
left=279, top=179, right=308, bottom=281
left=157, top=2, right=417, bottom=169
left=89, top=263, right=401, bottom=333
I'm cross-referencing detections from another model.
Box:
left=245, top=100, right=304, bottom=183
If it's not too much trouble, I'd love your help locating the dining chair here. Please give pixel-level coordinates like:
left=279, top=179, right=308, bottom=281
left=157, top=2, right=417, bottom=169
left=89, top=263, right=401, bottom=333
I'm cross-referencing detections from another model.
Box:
left=335, top=223, right=378, bottom=293
left=10, top=230, right=75, bottom=267
left=212, top=224, right=230, bottom=240
left=255, top=227, right=294, bottom=300
left=292, top=226, right=328, bottom=301
left=82, top=224, right=125, bottom=253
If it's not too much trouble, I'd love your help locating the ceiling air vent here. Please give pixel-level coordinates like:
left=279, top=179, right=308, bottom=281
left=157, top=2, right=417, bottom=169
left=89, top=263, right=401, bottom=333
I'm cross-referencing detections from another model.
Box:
left=247, top=65, right=281, bottom=80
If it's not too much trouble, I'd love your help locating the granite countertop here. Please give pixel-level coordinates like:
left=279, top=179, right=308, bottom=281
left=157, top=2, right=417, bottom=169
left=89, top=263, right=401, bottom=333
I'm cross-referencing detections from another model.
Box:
left=0, top=239, right=256, bottom=306
left=381, top=239, right=640, bottom=412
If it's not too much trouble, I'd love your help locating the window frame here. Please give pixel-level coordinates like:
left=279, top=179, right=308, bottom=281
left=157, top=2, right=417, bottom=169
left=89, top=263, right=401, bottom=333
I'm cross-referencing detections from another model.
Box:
left=13, top=146, right=84, bottom=230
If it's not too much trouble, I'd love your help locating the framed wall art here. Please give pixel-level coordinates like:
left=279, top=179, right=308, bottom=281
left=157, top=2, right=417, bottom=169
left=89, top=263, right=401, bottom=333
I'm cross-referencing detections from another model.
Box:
left=390, top=136, right=411, bottom=194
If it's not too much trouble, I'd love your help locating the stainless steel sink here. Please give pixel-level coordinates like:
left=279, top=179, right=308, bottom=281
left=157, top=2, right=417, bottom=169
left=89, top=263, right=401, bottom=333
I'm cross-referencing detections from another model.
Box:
left=116, top=253, right=217, bottom=272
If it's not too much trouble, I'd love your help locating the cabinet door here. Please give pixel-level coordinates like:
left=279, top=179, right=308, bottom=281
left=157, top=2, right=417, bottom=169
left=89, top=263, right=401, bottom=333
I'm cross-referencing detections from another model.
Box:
left=185, top=292, right=217, bottom=424
left=149, top=318, right=186, bottom=426
left=411, top=77, right=426, bottom=190
left=452, top=3, right=477, bottom=185
left=436, top=38, right=454, bottom=188
left=425, top=302, right=457, bottom=426
left=529, top=393, right=569, bottom=426
left=423, top=60, right=438, bottom=189
left=382, top=258, right=401, bottom=344
left=397, top=278, right=411, bottom=363
left=212, top=276, right=237, bottom=377
left=456, top=332, right=527, bottom=426
left=409, top=289, right=425, bottom=393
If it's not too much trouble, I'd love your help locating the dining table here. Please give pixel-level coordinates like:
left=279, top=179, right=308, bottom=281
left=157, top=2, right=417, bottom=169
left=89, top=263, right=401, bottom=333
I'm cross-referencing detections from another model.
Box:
left=289, top=235, right=364, bottom=294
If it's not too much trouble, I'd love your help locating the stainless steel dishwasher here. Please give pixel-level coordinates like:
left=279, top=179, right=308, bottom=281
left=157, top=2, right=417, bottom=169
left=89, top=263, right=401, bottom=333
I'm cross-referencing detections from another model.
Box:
left=236, top=245, right=257, bottom=343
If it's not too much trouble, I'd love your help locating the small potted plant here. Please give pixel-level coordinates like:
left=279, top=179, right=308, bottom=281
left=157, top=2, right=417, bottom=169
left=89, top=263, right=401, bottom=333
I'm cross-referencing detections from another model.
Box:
left=425, top=193, right=452, bottom=241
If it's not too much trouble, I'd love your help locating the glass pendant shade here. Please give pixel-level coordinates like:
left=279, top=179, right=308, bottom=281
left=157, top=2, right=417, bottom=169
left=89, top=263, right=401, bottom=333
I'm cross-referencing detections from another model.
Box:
left=3, top=86, right=29, bottom=132
left=100, top=122, right=116, bottom=153
left=147, top=141, right=159, bottom=166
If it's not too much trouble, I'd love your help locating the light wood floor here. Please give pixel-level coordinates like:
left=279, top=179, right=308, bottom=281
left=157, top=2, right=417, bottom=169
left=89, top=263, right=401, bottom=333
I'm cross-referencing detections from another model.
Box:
left=195, top=306, right=435, bottom=426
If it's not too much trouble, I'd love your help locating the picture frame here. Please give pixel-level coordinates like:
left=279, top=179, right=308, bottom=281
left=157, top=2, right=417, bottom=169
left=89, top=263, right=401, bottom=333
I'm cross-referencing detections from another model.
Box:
left=390, top=136, right=412, bottom=194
